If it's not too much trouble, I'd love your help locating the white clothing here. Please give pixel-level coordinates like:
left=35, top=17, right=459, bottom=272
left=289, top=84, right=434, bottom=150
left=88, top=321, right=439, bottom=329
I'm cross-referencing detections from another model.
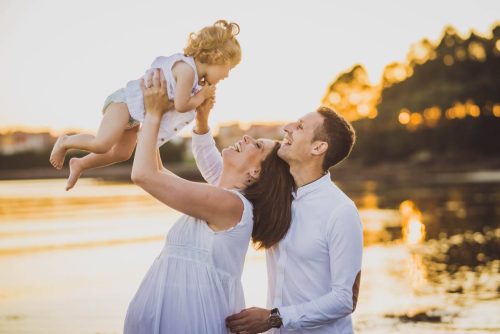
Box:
left=123, top=53, right=202, bottom=147
left=192, top=130, right=363, bottom=334
left=124, top=189, right=253, bottom=334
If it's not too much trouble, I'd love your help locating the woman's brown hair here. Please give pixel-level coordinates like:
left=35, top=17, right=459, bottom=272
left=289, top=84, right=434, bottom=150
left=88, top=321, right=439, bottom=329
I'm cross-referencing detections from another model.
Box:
left=244, top=142, right=296, bottom=249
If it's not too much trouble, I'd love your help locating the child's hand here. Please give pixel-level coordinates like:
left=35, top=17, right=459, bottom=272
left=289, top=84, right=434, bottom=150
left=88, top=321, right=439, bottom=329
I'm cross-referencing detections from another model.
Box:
left=141, top=69, right=173, bottom=116
left=200, top=84, right=216, bottom=100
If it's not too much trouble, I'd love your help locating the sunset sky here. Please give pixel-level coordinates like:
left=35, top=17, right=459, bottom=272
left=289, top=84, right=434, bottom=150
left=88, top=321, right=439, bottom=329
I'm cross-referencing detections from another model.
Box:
left=0, top=0, right=498, bottom=135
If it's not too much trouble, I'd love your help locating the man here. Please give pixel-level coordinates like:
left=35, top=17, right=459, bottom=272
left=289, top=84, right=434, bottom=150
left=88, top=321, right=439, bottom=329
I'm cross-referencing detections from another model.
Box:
left=193, top=105, right=363, bottom=334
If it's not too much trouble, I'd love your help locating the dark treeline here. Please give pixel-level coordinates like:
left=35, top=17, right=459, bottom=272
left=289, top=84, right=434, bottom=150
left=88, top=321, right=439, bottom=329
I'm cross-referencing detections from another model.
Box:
left=324, top=24, right=500, bottom=166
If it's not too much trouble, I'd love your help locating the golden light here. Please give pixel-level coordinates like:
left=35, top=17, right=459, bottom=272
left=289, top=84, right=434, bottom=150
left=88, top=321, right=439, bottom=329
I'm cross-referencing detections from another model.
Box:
left=467, top=103, right=480, bottom=117
left=410, top=113, right=423, bottom=126
left=455, top=47, right=467, bottom=61
left=407, top=217, right=426, bottom=245
left=469, top=106, right=480, bottom=117
left=357, top=104, right=370, bottom=116
left=407, top=39, right=436, bottom=65
left=362, top=193, right=378, bottom=209
left=368, top=109, right=378, bottom=119
left=391, top=67, right=407, bottom=82
left=496, top=40, right=500, bottom=53
left=399, top=200, right=426, bottom=245
left=383, top=62, right=409, bottom=86
left=453, top=102, right=467, bottom=119
left=468, top=41, right=487, bottom=62
left=399, top=200, right=415, bottom=216
left=423, top=107, right=441, bottom=127
left=407, top=252, right=428, bottom=291
left=445, top=107, right=455, bottom=119
left=398, top=109, right=411, bottom=124
left=493, top=104, right=500, bottom=117
left=443, top=55, right=454, bottom=66
left=409, top=41, right=432, bottom=62
left=348, top=92, right=362, bottom=104
left=328, top=92, right=341, bottom=104
left=423, top=106, right=442, bottom=121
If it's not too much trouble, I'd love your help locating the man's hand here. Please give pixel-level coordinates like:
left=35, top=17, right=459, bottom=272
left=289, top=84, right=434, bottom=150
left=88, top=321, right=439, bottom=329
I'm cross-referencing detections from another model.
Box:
left=140, top=68, right=174, bottom=117
left=226, top=307, right=272, bottom=334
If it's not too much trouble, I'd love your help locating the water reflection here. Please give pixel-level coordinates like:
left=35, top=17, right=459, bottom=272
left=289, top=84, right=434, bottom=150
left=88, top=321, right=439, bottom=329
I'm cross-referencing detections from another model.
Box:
left=400, top=200, right=426, bottom=245
left=0, top=179, right=162, bottom=222
left=347, top=176, right=500, bottom=332
left=406, top=252, right=428, bottom=292
left=0, top=178, right=499, bottom=333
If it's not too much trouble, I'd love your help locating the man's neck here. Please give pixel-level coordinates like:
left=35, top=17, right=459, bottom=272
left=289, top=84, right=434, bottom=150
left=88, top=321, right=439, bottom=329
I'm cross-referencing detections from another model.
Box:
left=289, top=162, right=326, bottom=188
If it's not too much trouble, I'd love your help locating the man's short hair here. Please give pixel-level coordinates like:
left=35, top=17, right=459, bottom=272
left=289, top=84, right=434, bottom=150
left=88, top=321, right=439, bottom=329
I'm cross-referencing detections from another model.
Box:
left=314, top=106, right=356, bottom=171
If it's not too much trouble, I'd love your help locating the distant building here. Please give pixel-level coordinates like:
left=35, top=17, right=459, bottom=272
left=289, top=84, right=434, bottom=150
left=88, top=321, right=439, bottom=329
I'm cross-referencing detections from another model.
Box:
left=217, top=122, right=285, bottom=149
left=0, top=132, right=54, bottom=155
left=217, top=123, right=246, bottom=149
left=246, top=123, right=285, bottom=141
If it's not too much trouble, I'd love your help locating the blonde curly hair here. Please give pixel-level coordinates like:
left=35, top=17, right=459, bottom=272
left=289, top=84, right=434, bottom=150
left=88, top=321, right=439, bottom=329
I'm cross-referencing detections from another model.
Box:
left=184, top=20, right=241, bottom=67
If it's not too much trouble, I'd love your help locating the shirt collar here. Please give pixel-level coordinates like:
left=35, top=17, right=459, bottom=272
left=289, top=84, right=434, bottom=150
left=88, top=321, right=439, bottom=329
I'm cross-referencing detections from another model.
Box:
left=293, top=173, right=331, bottom=200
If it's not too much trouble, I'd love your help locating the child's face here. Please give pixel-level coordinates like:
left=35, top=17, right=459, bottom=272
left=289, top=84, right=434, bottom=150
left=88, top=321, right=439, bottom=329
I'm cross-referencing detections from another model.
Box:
left=204, top=63, right=233, bottom=85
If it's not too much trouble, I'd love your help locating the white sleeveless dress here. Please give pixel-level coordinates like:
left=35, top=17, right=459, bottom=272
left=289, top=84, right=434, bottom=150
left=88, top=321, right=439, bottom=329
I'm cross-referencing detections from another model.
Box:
left=123, top=190, right=253, bottom=334
left=103, top=53, right=202, bottom=147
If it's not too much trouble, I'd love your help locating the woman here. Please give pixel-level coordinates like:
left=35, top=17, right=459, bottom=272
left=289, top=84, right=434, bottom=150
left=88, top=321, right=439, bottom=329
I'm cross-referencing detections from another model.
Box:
left=124, top=69, right=295, bottom=333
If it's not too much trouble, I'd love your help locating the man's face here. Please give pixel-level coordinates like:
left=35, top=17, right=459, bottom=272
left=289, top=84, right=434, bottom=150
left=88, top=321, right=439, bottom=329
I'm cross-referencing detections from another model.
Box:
left=278, top=112, right=324, bottom=164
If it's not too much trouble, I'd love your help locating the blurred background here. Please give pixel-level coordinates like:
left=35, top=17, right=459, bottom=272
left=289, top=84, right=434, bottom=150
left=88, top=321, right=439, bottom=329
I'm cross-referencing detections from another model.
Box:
left=0, top=0, right=499, bottom=333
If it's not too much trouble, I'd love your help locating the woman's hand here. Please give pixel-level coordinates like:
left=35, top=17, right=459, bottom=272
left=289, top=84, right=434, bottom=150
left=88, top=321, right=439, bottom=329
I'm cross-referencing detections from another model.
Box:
left=140, top=68, right=174, bottom=117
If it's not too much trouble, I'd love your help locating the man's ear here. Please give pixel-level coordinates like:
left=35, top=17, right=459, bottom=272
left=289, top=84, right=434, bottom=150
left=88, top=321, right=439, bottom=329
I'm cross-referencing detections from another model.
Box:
left=311, top=141, right=328, bottom=156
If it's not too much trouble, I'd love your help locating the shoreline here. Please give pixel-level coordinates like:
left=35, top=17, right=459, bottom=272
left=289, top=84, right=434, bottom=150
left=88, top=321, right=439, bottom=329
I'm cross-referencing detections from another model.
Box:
left=1, top=159, right=500, bottom=184
left=0, top=163, right=203, bottom=182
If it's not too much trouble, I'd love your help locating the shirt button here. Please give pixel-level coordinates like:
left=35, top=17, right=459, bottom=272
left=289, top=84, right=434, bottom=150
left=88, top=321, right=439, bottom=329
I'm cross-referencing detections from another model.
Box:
left=174, top=128, right=177, bottom=131
left=185, top=121, right=189, bottom=125
left=160, top=138, right=165, bottom=142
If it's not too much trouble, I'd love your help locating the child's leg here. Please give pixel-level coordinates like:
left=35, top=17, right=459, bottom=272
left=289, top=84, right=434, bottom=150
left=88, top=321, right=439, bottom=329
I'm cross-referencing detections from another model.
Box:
left=66, top=126, right=139, bottom=191
left=49, top=103, right=130, bottom=169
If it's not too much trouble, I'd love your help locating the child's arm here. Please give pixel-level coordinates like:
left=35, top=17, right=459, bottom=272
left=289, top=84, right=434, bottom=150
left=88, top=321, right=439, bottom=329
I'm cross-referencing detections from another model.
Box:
left=172, top=62, right=215, bottom=112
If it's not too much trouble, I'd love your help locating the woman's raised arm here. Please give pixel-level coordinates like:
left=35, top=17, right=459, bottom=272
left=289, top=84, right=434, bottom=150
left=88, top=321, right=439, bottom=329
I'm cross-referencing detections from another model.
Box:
left=131, top=69, right=243, bottom=231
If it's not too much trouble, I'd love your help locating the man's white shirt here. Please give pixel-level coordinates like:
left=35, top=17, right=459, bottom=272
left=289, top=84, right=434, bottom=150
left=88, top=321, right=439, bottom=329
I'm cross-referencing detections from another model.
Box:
left=192, top=130, right=363, bottom=333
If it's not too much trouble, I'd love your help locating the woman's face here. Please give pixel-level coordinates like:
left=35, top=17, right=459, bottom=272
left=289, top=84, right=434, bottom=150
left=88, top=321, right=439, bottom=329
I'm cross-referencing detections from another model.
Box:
left=222, top=135, right=276, bottom=181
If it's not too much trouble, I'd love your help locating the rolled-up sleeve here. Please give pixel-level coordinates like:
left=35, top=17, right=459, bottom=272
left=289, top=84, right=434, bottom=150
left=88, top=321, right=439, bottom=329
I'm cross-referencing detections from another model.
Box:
left=280, top=204, right=363, bottom=329
left=191, top=129, right=223, bottom=185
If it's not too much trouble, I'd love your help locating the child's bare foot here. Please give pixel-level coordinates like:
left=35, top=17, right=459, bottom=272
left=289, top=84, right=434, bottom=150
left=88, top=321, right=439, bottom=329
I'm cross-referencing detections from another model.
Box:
left=50, top=135, right=68, bottom=170
left=66, top=158, right=83, bottom=191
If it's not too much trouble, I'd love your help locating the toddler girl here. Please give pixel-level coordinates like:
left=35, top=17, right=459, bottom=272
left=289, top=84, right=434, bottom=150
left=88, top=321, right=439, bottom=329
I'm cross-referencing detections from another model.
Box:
left=49, top=20, right=241, bottom=190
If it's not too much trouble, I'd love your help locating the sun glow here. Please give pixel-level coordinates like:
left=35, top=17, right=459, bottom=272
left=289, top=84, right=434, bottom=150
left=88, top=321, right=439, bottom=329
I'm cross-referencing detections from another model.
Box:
left=400, top=200, right=426, bottom=245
